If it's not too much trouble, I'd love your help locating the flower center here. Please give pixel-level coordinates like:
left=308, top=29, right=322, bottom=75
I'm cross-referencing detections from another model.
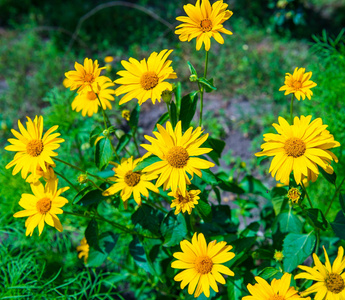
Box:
left=326, top=273, right=345, bottom=294
left=195, top=256, right=213, bottom=274
left=200, top=18, right=212, bottom=32
left=26, top=139, right=44, bottom=157
left=284, top=137, right=306, bottom=158
left=177, top=194, right=190, bottom=204
left=140, top=71, right=159, bottom=90
left=36, top=197, right=51, bottom=214
left=269, top=296, right=285, bottom=300
left=292, top=81, right=302, bottom=89
left=87, top=91, right=97, bottom=101
left=166, top=146, right=189, bottom=168
left=84, top=74, right=94, bottom=83
left=124, top=171, right=141, bottom=187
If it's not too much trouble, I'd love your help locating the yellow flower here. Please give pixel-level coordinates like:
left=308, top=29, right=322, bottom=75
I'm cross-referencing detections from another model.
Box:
left=77, top=174, right=88, bottom=184
left=102, top=157, right=159, bottom=205
left=141, top=121, right=215, bottom=196
left=13, top=179, right=69, bottom=236
left=295, top=246, right=345, bottom=299
left=274, top=250, right=284, bottom=262
left=77, top=237, right=89, bottom=263
left=104, top=56, right=114, bottom=63
left=114, top=49, right=177, bottom=105
left=71, top=77, right=115, bottom=117
left=26, top=162, right=56, bottom=184
left=242, top=273, right=305, bottom=300
left=169, top=189, right=200, bottom=215
left=279, top=67, right=317, bottom=100
left=255, top=115, right=340, bottom=185
left=5, top=116, right=64, bottom=179
left=121, top=109, right=131, bottom=121
left=287, top=187, right=301, bottom=204
left=175, top=0, right=233, bottom=51
left=172, top=232, right=235, bottom=298
left=64, top=58, right=106, bottom=93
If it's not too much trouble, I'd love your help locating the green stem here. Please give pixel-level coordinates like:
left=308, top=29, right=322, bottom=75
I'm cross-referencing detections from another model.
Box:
left=325, top=176, right=345, bottom=217
left=301, top=181, right=313, bottom=208
left=290, top=94, right=294, bottom=124
left=132, top=128, right=141, bottom=157
left=53, top=157, right=109, bottom=183
left=54, top=170, right=79, bottom=192
left=199, top=50, right=209, bottom=127
left=94, top=91, right=108, bottom=130
left=315, top=229, right=320, bottom=255
left=166, top=102, right=172, bottom=123
left=146, top=198, right=168, bottom=213
left=87, top=179, right=104, bottom=191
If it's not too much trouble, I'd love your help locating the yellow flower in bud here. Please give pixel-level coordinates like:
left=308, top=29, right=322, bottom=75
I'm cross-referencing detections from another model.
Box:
left=287, top=187, right=301, bottom=204
left=77, top=174, right=88, bottom=184
left=122, top=110, right=131, bottom=121
left=274, top=250, right=284, bottom=262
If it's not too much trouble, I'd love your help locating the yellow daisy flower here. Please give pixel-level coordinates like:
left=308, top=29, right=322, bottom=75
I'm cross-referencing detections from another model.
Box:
left=274, top=250, right=284, bottom=262
left=255, top=115, right=340, bottom=185
left=141, top=121, right=215, bottom=196
left=5, top=116, right=64, bottom=179
left=287, top=187, right=301, bottom=204
left=102, top=157, right=159, bottom=205
left=71, top=77, right=115, bottom=117
left=64, top=58, right=106, bottom=93
left=121, top=109, right=131, bottom=121
left=169, top=189, right=201, bottom=215
left=175, top=0, right=233, bottom=51
left=26, top=162, right=56, bottom=184
left=279, top=67, right=317, bottom=100
left=114, top=49, right=177, bottom=105
left=104, top=56, right=114, bottom=63
left=13, top=179, right=69, bottom=236
left=295, top=246, right=345, bottom=299
left=172, top=232, right=235, bottom=298
left=77, top=237, right=90, bottom=263
left=242, top=273, right=306, bottom=300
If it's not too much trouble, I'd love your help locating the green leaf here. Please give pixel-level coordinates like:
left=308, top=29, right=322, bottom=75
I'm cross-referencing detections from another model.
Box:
left=170, top=101, right=178, bottom=128
left=198, top=77, right=216, bottom=92
left=87, top=232, right=119, bottom=267
left=241, top=175, right=269, bottom=199
left=196, top=199, right=212, bottom=223
left=258, top=267, right=281, bottom=280
left=200, top=169, right=218, bottom=185
left=187, top=61, right=198, bottom=76
left=203, top=138, right=225, bottom=165
left=306, top=208, right=328, bottom=231
left=160, top=211, right=187, bottom=247
left=131, top=204, right=162, bottom=235
left=85, top=219, right=101, bottom=251
left=173, top=82, right=182, bottom=116
left=283, top=231, right=316, bottom=272
left=73, top=186, right=94, bottom=204
left=74, top=187, right=104, bottom=207
left=116, top=133, right=131, bottom=153
left=154, top=112, right=169, bottom=131
left=179, top=92, right=198, bottom=131
left=89, top=125, right=103, bottom=145
left=320, top=168, right=337, bottom=185
left=129, top=236, right=155, bottom=273
left=132, top=156, right=162, bottom=172
left=271, top=187, right=288, bottom=215
left=95, top=137, right=113, bottom=171
left=129, top=104, right=140, bottom=129
left=273, top=207, right=303, bottom=234
left=331, top=211, right=345, bottom=240
left=217, top=172, right=245, bottom=194
left=339, top=192, right=345, bottom=215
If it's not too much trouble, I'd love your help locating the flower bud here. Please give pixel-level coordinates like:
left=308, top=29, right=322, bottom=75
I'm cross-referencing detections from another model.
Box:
left=161, top=89, right=172, bottom=104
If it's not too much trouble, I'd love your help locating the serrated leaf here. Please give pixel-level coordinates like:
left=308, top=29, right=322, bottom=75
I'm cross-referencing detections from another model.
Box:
left=331, top=211, right=345, bottom=240
left=283, top=231, right=316, bottom=272
left=131, top=204, right=162, bottom=235
left=306, top=208, right=328, bottom=231
left=129, top=104, right=140, bottom=129
left=160, top=212, right=187, bottom=247
left=203, top=138, right=225, bottom=165
left=271, top=187, right=288, bottom=215
left=85, top=219, right=101, bottom=251
left=132, top=156, right=162, bottom=172
left=179, top=92, right=198, bottom=131
left=198, top=77, right=216, bottom=92
left=320, top=168, right=337, bottom=185
left=273, top=207, right=303, bottom=233
left=95, top=137, right=113, bottom=170
left=196, top=199, right=212, bottom=223
left=116, top=133, right=131, bottom=153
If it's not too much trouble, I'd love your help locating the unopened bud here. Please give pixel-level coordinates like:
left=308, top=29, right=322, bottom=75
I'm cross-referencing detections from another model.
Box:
left=161, top=89, right=172, bottom=104
left=77, top=174, right=88, bottom=184
left=122, top=110, right=130, bottom=121
left=189, top=74, right=198, bottom=82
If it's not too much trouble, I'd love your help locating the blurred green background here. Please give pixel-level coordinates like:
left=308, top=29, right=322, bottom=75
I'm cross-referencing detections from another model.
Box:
left=1, top=0, right=345, bottom=298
